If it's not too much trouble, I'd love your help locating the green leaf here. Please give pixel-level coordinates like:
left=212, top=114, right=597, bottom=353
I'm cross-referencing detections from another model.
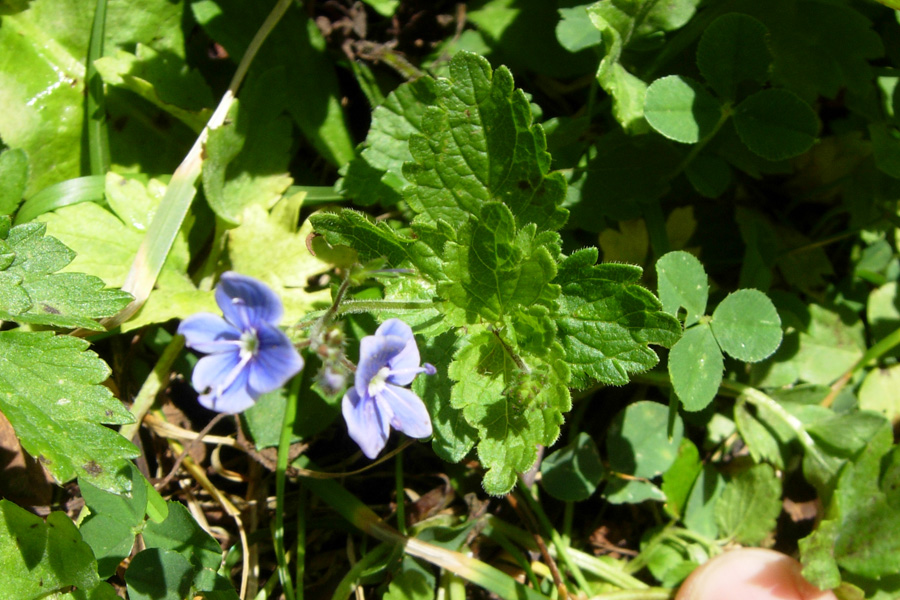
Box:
left=338, top=77, right=438, bottom=206
left=644, top=76, right=722, bottom=144
left=556, top=248, right=681, bottom=387
left=192, top=0, right=354, bottom=166
left=684, top=464, right=725, bottom=539
left=661, top=439, right=702, bottom=519
left=734, top=399, right=786, bottom=469
left=440, top=203, right=559, bottom=325
left=0, top=148, right=28, bottom=216
left=0, top=0, right=188, bottom=195
left=360, top=0, right=399, bottom=17
left=556, top=6, right=602, bottom=53
left=0, top=330, right=138, bottom=492
left=696, top=13, right=771, bottom=100
left=310, top=210, right=445, bottom=282
left=668, top=323, right=723, bottom=412
left=684, top=154, right=732, bottom=199
left=125, top=548, right=194, bottom=600
left=201, top=69, right=294, bottom=224
left=227, top=199, right=331, bottom=323
left=869, top=123, right=900, bottom=179
left=791, top=303, right=865, bottom=385
left=94, top=44, right=214, bottom=133
left=607, top=400, right=684, bottom=480
left=448, top=330, right=571, bottom=495
left=414, top=331, right=477, bottom=463
left=384, top=569, right=434, bottom=600
left=710, top=289, right=782, bottom=362
left=143, top=502, right=225, bottom=576
left=403, top=52, right=568, bottom=233
left=714, top=463, right=782, bottom=545
left=605, top=478, right=667, bottom=504
left=733, top=89, right=819, bottom=160
left=0, top=219, right=132, bottom=330
left=655, top=250, right=708, bottom=327
left=0, top=500, right=103, bottom=600
left=859, top=364, right=900, bottom=425
left=540, top=432, right=605, bottom=502
left=39, top=175, right=215, bottom=331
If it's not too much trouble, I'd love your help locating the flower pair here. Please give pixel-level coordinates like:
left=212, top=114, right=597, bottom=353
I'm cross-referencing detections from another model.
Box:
left=179, top=273, right=434, bottom=458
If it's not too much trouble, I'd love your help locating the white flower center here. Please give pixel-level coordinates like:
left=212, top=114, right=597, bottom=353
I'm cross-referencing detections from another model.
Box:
left=239, top=329, right=259, bottom=359
left=368, top=366, right=391, bottom=397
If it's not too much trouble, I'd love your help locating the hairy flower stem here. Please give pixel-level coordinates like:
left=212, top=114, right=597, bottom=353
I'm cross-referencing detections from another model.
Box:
left=308, top=272, right=354, bottom=346
left=335, top=299, right=439, bottom=315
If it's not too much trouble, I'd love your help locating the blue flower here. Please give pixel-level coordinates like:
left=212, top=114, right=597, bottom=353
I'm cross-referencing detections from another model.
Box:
left=342, top=319, right=435, bottom=458
left=178, top=272, right=304, bottom=413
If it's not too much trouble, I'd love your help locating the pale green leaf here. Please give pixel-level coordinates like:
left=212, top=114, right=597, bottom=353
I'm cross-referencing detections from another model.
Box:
left=606, top=400, right=684, bottom=480
left=644, top=76, right=722, bottom=144
left=661, top=439, right=702, bottom=519
left=655, top=250, right=708, bottom=327
left=715, top=463, right=782, bottom=544
left=668, top=323, right=723, bottom=412
left=0, top=148, right=28, bottom=215
left=710, top=289, right=782, bottom=362
left=556, top=6, right=602, bottom=53
left=540, top=432, right=605, bottom=502
left=201, top=69, right=294, bottom=224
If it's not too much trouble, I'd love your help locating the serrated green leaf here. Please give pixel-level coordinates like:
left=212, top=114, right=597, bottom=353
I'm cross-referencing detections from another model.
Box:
left=338, top=77, right=438, bottom=206
left=669, top=323, right=723, bottom=412
left=125, top=548, right=194, bottom=600
left=655, top=250, right=708, bottom=327
left=403, top=52, right=568, bottom=233
left=644, top=76, right=722, bottom=144
left=414, top=331, right=477, bottom=463
left=714, top=463, right=782, bottom=545
left=710, top=289, right=782, bottom=362
left=311, top=209, right=445, bottom=282
left=0, top=220, right=131, bottom=329
left=734, top=399, right=786, bottom=469
left=556, top=248, right=681, bottom=387
left=733, top=89, right=819, bottom=160
left=607, top=400, right=684, bottom=480
left=0, top=148, right=28, bottom=216
left=201, top=69, right=294, bottom=224
left=449, top=330, right=570, bottom=495
left=0, top=330, right=137, bottom=492
left=540, top=432, right=605, bottom=502
left=0, top=500, right=102, bottom=600
left=697, top=13, right=771, bottom=100
left=441, top=203, right=559, bottom=325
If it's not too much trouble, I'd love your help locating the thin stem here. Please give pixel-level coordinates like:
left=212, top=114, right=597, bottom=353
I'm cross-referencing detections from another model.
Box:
left=516, top=479, right=593, bottom=596
left=295, top=487, right=307, bottom=600
left=335, top=299, right=439, bottom=315
left=275, top=375, right=302, bottom=600
left=309, top=273, right=354, bottom=344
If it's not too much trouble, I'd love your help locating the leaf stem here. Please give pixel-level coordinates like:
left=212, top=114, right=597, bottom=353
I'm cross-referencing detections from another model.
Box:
left=275, top=375, right=302, bottom=600
left=823, top=325, right=900, bottom=407
left=335, top=299, right=439, bottom=315
left=86, top=0, right=110, bottom=176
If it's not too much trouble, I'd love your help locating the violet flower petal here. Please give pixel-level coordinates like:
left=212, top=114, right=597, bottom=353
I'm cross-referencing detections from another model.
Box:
left=199, top=365, right=255, bottom=413
left=355, top=334, right=408, bottom=392
left=192, top=351, right=242, bottom=400
left=178, top=313, right=241, bottom=354
left=247, top=322, right=304, bottom=394
left=381, top=384, right=433, bottom=438
left=342, top=387, right=391, bottom=459
left=216, top=271, right=284, bottom=330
